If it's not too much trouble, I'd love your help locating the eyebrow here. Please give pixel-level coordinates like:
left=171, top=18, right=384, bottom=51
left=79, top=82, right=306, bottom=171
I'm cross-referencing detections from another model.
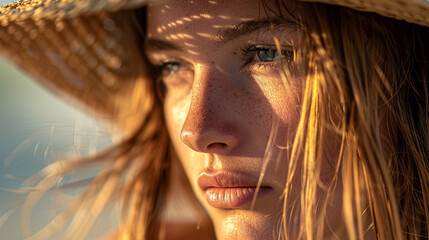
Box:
left=145, top=17, right=298, bottom=51
left=217, top=17, right=298, bottom=43
left=146, top=38, right=183, bottom=51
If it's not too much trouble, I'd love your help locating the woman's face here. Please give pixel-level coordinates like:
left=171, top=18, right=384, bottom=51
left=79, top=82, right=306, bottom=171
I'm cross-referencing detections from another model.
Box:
left=146, top=0, right=336, bottom=239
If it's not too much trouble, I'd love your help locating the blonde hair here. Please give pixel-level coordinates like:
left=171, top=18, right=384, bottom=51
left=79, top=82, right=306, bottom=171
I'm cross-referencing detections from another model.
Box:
left=278, top=2, right=429, bottom=239
left=20, top=8, right=171, bottom=240
left=19, top=2, right=428, bottom=240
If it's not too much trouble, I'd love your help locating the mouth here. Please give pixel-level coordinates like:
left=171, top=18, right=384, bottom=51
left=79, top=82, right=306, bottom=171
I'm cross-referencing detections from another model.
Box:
left=198, top=171, right=272, bottom=209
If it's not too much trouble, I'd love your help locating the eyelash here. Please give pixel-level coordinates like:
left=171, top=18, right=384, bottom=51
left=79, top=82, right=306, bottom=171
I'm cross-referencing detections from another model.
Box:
left=241, top=44, right=294, bottom=68
left=155, top=59, right=189, bottom=77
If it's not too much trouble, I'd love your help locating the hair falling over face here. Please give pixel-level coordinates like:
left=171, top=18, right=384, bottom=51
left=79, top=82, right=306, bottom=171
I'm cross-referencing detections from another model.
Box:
left=18, top=1, right=429, bottom=240
left=287, top=3, right=429, bottom=240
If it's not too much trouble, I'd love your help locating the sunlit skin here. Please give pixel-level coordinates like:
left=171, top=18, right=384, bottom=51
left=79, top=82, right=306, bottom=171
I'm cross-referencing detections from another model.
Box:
left=146, top=0, right=342, bottom=239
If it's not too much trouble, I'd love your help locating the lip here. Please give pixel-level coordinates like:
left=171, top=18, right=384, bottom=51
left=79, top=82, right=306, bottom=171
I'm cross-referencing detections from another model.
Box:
left=198, top=171, right=272, bottom=209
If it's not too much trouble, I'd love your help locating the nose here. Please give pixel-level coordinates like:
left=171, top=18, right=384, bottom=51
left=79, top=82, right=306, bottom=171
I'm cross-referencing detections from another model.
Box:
left=180, top=65, right=240, bottom=154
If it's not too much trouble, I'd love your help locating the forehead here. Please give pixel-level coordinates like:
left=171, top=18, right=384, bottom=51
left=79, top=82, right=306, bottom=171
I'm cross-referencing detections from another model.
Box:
left=147, top=0, right=263, bottom=37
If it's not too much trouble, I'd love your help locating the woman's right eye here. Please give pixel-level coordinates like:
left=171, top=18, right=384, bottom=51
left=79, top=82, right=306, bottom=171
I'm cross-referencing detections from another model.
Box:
left=160, top=61, right=181, bottom=76
left=156, top=61, right=194, bottom=87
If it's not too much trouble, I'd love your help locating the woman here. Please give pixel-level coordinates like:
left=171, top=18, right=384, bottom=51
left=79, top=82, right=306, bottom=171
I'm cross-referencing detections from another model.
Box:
left=0, top=0, right=428, bottom=239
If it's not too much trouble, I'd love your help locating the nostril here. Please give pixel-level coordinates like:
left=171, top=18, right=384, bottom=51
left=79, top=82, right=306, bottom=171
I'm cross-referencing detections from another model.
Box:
left=206, top=142, right=228, bottom=151
left=180, top=125, right=240, bottom=154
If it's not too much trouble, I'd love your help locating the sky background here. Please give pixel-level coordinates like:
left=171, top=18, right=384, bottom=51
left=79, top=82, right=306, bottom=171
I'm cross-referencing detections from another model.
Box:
left=0, top=0, right=15, bottom=5
left=0, top=0, right=118, bottom=233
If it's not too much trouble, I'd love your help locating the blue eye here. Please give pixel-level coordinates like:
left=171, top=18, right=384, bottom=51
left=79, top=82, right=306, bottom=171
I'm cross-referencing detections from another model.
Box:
left=161, top=62, right=181, bottom=76
left=256, top=49, right=281, bottom=62
left=244, top=45, right=293, bottom=63
left=156, top=60, right=194, bottom=87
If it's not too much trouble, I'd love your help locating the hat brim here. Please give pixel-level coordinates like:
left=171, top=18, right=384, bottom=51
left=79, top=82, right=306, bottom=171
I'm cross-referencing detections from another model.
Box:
left=0, top=1, right=151, bottom=118
left=302, top=0, right=429, bottom=27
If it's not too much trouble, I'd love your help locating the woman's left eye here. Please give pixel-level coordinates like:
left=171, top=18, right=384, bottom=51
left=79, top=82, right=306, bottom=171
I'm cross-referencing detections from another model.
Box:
left=256, top=48, right=285, bottom=62
left=243, top=45, right=293, bottom=65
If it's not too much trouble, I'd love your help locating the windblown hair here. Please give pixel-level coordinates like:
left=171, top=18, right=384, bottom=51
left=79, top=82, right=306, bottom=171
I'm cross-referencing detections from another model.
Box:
left=20, top=1, right=428, bottom=240
left=20, top=8, right=172, bottom=240
left=277, top=2, right=429, bottom=239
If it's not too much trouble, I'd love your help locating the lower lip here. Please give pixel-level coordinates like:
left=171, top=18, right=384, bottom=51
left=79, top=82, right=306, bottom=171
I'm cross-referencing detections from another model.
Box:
left=205, top=187, right=271, bottom=208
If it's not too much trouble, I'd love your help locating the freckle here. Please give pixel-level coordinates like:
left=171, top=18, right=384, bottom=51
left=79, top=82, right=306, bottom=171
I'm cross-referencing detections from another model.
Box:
left=233, top=52, right=236, bottom=55
left=185, top=26, right=189, bottom=30
left=259, top=114, right=262, bottom=118
left=211, top=61, right=215, bottom=64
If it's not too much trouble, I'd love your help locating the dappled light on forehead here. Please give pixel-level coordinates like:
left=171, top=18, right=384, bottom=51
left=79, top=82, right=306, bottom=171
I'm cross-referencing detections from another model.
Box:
left=148, top=8, right=298, bottom=53
left=149, top=0, right=286, bottom=40
left=196, top=32, right=217, bottom=40
left=184, top=42, right=196, bottom=47
left=212, top=24, right=233, bottom=29
left=218, top=15, right=232, bottom=20
left=179, top=33, right=194, bottom=39
left=156, top=13, right=218, bottom=34
left=200, top=14, right=214, bottom=19
left=187, top=49, right=200, bottom=56
left=165, top=33, right=195, bottom=40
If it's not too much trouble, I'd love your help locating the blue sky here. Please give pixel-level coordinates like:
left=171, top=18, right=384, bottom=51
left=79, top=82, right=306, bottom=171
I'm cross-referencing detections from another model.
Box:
left=0, top=0, right=17, bottom=6
left=0, top=56, right=116, bottom=238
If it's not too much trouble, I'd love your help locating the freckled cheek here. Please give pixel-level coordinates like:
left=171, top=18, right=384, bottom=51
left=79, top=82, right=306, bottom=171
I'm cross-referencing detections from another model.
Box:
left=164, top=95, right=206, bottom=177
left=164, top=97, right=203, bottom=189
left=261, top=80, right=304, bottom=142
left=164, top=97, right=190, bottom=147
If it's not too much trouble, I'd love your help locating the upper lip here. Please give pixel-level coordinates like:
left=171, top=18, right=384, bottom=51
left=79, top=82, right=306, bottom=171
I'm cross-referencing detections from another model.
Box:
left=197, top=171, right=268, bottom=191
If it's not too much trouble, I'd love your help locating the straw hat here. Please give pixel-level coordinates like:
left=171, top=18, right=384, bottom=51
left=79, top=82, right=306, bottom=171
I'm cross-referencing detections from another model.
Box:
left=1, top=0, right=428, bottom=114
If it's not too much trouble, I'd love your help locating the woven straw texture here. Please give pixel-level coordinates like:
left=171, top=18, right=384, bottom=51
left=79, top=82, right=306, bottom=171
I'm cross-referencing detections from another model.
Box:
left=0, top=0, right=149, bottom=114
left=1, top=0, right=427, bottom=25
left=0, top=0, right=147, bottom=20
left=302, top=0, right=429, bottom=27
left=0, top=0, right=428, bottom=113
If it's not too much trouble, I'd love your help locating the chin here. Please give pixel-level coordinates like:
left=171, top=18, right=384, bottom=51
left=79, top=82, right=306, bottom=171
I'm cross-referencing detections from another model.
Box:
left=210, top=208, right=283, bottom=240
